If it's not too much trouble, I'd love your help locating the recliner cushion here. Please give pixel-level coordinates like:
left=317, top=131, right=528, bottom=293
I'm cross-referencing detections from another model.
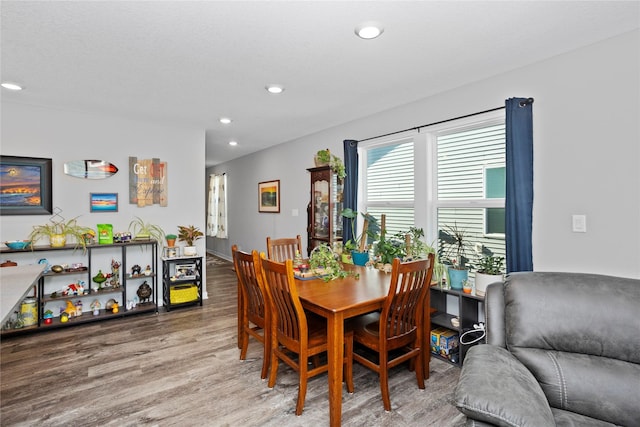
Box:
left=503, top=272, right=640, bottom=425
left=454, top=345, right=555, bottom=427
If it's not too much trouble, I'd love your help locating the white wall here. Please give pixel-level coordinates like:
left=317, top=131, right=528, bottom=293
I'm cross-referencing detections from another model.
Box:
left=208, top=30, right=639, bottom=279
left=1, top=102, right=207, bottom=300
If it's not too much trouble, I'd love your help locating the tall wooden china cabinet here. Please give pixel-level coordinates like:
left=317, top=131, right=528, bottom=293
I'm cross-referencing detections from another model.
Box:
left=306, top=166, right=343, bottom=256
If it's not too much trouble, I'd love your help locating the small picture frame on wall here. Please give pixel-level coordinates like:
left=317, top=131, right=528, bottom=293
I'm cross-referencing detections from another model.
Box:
left=90, top=193, right=118, bottom=213
left=0, top=155, right=53, bottom=215
left=258, top=180, right=280, bottom=213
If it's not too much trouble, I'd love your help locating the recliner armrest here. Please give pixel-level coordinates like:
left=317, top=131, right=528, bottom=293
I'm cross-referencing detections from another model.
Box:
left=454, top=345, right=555, bottom=427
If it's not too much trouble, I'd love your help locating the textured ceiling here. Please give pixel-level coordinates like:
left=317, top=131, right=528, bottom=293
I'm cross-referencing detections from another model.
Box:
left=2, top=1, right=638, bottom=166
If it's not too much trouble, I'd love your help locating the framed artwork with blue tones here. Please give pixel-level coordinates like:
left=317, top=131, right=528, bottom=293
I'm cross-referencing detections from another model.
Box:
left=0, top=155, right=53, bottom=215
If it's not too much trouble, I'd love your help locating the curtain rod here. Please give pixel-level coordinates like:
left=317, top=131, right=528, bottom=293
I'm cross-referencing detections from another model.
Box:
left=357, top=98, right=533, bottom=143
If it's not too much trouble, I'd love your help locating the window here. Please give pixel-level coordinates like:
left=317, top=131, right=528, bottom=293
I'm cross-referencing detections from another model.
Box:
left=207, top=174, right=227, bottom=238
left=358, top=136, right=414, bottom=236
left=358, top=110, right=506, bottom=266
left=435, top=116, right=506, bottom=263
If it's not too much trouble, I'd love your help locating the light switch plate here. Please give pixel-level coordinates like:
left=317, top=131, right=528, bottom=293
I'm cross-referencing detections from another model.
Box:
left=572, top=214, right=586, bottom=232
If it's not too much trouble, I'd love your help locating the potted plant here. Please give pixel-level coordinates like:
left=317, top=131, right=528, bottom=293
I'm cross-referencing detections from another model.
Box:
left=315, top=149, right=346, bottom=180
left=129, top=217, right=166, bottom=243
left=177, top=225, right=203, bottom=256
left=439, top=222, right=473, bottom=290
left=308, top=244, right=358, bottom=282
left=165, top=234, right=177, bottom=247
left=404, top=226, right=447, bottom=285
left=28, top=217, right=91, bottom=250
left=374, top=231, right=406, bottom=269
left=341, top=208, right=379, bottom=265
left=474, top=253, right=505, bottom=296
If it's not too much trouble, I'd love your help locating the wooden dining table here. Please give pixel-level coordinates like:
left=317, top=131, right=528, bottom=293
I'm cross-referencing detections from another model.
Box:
left=295, top=263, right=415, bottom=427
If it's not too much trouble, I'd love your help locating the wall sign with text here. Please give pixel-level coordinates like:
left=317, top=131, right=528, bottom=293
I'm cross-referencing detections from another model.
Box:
left=129, top=156, right=168, bottom=207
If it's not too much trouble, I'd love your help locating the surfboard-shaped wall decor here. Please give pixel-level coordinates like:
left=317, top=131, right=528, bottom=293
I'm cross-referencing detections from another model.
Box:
left=64, top=160, right=118, bottom=179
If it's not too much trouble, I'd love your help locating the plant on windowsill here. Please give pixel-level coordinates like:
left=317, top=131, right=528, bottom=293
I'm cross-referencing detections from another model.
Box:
left=474, top=251, right=505, bottom=296
left=438, top=222, right=473, bottom=290
left=314, top=149, right=346, bottom=180
left=341, top=208, right=380, bottom=265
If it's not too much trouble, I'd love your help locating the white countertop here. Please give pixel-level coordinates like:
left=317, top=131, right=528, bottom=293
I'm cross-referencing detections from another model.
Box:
left=1, top=264, right=46, bottom=324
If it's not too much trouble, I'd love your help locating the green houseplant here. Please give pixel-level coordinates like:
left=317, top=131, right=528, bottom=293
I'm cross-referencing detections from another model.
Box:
left=474, top=253, right=505, bottom=296
left=129, top=217, right=165, bottom=243
left=439, top=222, right=473, bottom=289
left=178, top=225, right=203, bottom=256
left=308, top=243, right=358, bottom=282
left=28, top=217, right=91, bottom=250
left=165, top=234, right=177, bottom=247
left=315, top=149, right=346, bottom=180
left=341, top=208, right=380, bottom=265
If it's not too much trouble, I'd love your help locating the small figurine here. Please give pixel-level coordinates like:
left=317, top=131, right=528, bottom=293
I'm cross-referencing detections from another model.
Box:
left=110, top=259, right=121, bottom=287
left=131, top=264, right=141, bottom=276
left=43, top=309, right=54, bottom=325
left=144, top=265, right=152, bottom=276
left=75, top=300, right=83, bottom=317
left=38, top=258, right=50, bottom=273
left=66, top=282, right=84, bottom=296
left=90, top=299, right=101, bottom=316
left=93, top=270, right=106, bottom=289
left=63, top=300, right=77, bottom=318
left=137, top=281, right=152, bottom=303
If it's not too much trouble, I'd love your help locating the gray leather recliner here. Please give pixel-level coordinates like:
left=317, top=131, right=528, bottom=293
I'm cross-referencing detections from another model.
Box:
left=454, top=272, right=640, bottom=427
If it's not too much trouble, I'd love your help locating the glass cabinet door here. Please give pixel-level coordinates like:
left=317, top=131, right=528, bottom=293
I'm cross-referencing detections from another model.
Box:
left=307, top=166, right=343, bottom=255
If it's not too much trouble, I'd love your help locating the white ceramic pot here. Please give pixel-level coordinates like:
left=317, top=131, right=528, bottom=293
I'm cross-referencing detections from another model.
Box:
left=183, top=246, right=197, bottom=256
left=475, top=272, right=504, bottom=297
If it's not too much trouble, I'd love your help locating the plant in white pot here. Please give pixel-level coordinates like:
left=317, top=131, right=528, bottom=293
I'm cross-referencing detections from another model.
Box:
left=474, top=254, right=505, bottom=297
left=177, top=225, right=203, bottom=256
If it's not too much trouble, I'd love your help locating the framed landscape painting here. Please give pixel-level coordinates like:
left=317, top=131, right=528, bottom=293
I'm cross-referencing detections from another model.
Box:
left=90, top=192, right=118, bottom=212
left=258, top=179, right=280, bottom=213
left=0, top=155, right=53, bottom=215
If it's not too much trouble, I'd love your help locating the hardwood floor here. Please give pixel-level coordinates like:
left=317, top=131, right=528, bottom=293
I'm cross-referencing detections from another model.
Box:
left=1, top=256, right=466, bottom=426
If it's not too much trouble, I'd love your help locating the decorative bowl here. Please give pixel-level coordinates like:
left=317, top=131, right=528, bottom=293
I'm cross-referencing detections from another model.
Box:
left=4, top=240, right=32, bottom=250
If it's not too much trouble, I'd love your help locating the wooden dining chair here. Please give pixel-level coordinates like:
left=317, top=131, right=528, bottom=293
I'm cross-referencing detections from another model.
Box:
left=348, top=254, right=434, bottom=411
left=266, top=235, right=303, bottom=262
left=232, top=245, right=270, bottom=379
left=259, top=255, right=354, bottom=415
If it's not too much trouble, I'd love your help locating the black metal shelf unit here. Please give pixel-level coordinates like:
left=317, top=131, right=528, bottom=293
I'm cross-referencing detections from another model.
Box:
left=430, top=285, right=485, bottom=367
left=1, top=240, right=158, bottom=336
left=162, top=256, right=203, bottom=311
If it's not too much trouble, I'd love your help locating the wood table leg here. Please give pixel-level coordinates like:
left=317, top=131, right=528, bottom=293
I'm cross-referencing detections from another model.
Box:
left=237, top=278, right=242, bottom=349
left=327, top=313, right=344, bottom=427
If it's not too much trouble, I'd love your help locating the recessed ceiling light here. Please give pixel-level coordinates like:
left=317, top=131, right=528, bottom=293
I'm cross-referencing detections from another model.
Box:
left=265, top=84, right=284, bottom=94
left=1, top=82, right=23, bottom=91
left=219, top=117, right=232, bottom=124
left=229, top=141, right=238, bottom=146
left=355, top=22, right=384, bottom=39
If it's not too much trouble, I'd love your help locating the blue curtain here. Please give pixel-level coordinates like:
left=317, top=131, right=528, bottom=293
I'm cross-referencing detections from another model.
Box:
left=505, top=98, right=534, bottom=273
left=342, top=139, right=358, bottom=244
